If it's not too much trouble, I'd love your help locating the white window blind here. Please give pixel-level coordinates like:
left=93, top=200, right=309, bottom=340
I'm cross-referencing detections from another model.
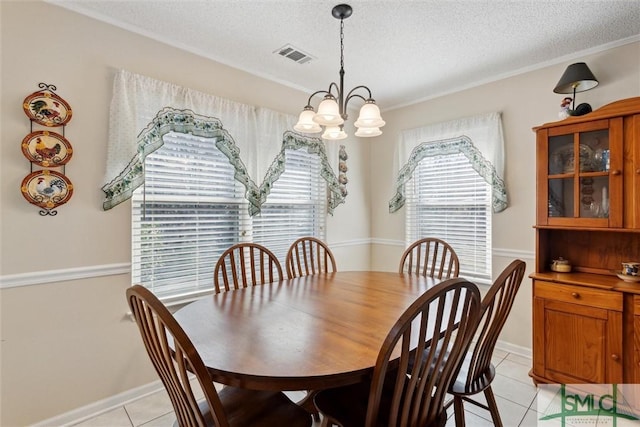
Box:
left=406, top=151, right=492, bottom=282
left=253, top=149, right=326, bottom=262
left=132, top=132, right=326, bottom=301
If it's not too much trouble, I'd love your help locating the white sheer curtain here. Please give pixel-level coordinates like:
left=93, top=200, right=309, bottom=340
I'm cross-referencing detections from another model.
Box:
left=389, top=112, right=508, bottom=213
left=102, top=69, right=344, bottom=214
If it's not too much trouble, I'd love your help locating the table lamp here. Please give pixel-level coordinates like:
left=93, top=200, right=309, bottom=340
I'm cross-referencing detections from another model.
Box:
left=553, top=62, right=599, bottom=116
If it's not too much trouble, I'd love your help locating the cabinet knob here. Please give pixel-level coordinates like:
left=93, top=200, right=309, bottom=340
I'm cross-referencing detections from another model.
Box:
left=611, top=354, right=620, bottom=361
left=611, top=169, right=621, bottom=176
left=636, top=168, right=640, bottom=175
left=571, top=292, right=580, bottom=299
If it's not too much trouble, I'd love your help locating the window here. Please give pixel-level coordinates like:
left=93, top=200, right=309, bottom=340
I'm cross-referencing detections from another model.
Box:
left=132, top=132, right=326, bottom=301
left=406, top=151, right=492, bottom=282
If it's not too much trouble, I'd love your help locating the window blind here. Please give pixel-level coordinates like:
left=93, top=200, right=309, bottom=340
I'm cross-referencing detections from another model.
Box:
left=253, top=149, right=326, bottom=262
left=406, top=151, right=492, bottom=282
left=132, top=132, right=326, bottom=300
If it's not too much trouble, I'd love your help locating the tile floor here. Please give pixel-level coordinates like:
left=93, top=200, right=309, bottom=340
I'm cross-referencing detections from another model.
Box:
left=70, top=350, right=540, bottom=427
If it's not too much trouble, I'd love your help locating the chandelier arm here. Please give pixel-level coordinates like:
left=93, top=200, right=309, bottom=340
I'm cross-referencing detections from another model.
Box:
left=328, top=82, right=342, bottom=99
left=306, top=89, right=333, bottom=107
left=344, top=93, right=367, bottom=109
left=343, top=85, right=373, bottom=113
left=344, top=85, right=373, bottom=100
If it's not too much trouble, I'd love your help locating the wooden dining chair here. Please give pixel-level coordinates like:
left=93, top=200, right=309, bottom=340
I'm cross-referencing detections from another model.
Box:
left=127, top=285, right=311, bottom=427
left=313, top=278, right=482, bottom=427
left=285, top=236, right=337, bottom=279
left=447, top=259, right=527, bottom=427
left=284, top=236, right=337, bottom=420
left=398, top=237, right=460, bottom=279
left=214, top=243, right=283, bottom=293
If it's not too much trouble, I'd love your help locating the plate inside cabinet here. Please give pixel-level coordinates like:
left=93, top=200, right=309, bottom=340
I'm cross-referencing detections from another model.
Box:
left=21, top=170, right=73, bottom=210
left=21, top=131, right=73, bottom=167
left=553, top=144, right=595, bottom=173
left=23, top=91, right=72, bottom=127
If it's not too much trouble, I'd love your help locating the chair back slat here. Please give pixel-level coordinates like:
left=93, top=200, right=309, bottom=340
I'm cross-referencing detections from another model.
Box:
left=463, top=259, right=526, bottom=389
left=286, top=237, right=337, bottom=279
left=365, top=278, right=481, bottom=427
left=399, top=238, right=460, bottom=279
left=127, top=285, right=230, bottom=427
left=214, top=243, right=283, bottom=293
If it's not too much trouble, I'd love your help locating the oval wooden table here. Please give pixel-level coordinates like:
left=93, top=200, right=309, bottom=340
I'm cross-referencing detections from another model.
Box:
left=173, top=271, right=443, bottom=391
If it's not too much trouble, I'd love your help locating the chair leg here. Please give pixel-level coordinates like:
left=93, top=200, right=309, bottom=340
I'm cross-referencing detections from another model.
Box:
left=453, top=396, right=466, bottom=427
left=484, top=387, right=503, bottom=427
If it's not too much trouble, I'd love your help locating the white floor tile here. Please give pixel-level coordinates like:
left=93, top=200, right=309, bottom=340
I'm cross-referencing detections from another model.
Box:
left=445, top=409, right=494, bottom=427
left=463, top=394, right=529, bottom=426
left=71, top=407, right=132, bottom=427
left=523, top=409, right=583, bottom=427
left=493, top=395, right=530, bottom=426
left=492, top=348, right=509, bottom=361
left=137, top=412, right=176, bottom=427
left=520, top=409, right=544, bottom=427
left=494, top=358, right=535, bottom=385
left=492, top=373, right=538, bottom=408
left=285, top=390, right=309, bottom=403
left=124, top=390, right=174, bottom=427
left=505, top=353, right=533, bottom=367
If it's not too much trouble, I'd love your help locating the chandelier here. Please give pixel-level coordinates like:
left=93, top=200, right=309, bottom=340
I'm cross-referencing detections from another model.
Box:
left=294, top=4, right=385, bottom=140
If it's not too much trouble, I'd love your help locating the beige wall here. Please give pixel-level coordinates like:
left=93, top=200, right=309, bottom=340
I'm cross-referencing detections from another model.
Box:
left=0, top=2, right=370, bottom=425
left=1, top=1, right=639, bottom=425
left=369, top=41, right=640, bottom=348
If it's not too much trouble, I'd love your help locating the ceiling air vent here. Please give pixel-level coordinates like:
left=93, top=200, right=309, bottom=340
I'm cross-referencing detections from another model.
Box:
left=274, top=44, right=314, bottom=64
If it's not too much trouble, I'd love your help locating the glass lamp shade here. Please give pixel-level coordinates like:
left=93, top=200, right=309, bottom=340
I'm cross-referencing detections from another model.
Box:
left=354, top=126, right=382, bottom=137
left=322, top=126, right=348, bottom=140
left=354, top=101, right=385, bottom=128
left=313, top=96, right=344, bottom=126
left=553, top=62, right=599, bottom=94
left=294, top=108, right=322, bottom=133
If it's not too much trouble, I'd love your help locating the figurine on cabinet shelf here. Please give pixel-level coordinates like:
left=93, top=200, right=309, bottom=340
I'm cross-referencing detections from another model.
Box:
left=559, top=96, right=593, bottom=119
left=559, top=97, right=572, bottom=119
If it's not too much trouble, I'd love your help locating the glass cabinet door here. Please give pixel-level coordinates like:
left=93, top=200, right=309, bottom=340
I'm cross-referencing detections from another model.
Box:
left=547, top=128, right=610, bottom=222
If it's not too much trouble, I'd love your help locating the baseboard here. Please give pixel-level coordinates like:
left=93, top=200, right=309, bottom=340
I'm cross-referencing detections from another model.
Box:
left=31, top=380, right=164, bottom=427
left=495, top=339, right=532, bottom=359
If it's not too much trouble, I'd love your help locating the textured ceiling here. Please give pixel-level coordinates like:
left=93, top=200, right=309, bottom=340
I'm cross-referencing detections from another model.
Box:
left=49, top=0, right=640, bottom=111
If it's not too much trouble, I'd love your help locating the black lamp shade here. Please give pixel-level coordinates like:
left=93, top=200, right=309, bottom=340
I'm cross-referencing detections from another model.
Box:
left=553, top=62, right=599, bottom=94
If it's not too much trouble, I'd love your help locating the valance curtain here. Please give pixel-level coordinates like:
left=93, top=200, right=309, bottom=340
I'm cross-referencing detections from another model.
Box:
left=389, top=112, right=507, bottom=213
left=102, top=70, right=344, bottom=215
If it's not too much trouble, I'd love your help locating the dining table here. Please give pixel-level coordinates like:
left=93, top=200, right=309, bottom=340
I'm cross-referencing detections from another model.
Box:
left=173, top=270, right=446, bottom=392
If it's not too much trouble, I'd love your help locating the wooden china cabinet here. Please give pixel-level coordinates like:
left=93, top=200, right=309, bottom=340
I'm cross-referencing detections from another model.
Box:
left=530, top=97, right=640, bottom=386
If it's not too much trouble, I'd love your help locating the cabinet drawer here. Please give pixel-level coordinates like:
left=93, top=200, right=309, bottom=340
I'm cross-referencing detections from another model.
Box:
left=534, top=281, right=623, bottom=311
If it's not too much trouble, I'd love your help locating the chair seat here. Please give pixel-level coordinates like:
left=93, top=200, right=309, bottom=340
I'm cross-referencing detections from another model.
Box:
left=449, top=362, right=496, bottom=397
left=314, top=381, right=372, bottom=427
left=184, top=386, right=311, bottom=427
left=412, top=343, right=497, bottom=398
left=314, top=374, right=448, bottom=427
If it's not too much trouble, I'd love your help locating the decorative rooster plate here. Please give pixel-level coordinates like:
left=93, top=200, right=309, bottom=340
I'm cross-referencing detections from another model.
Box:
left=23, top=90, right=72, bottom=127
left=21, top=170, right=73, bottom=211
left=21, top=131, right=73, bottom=167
